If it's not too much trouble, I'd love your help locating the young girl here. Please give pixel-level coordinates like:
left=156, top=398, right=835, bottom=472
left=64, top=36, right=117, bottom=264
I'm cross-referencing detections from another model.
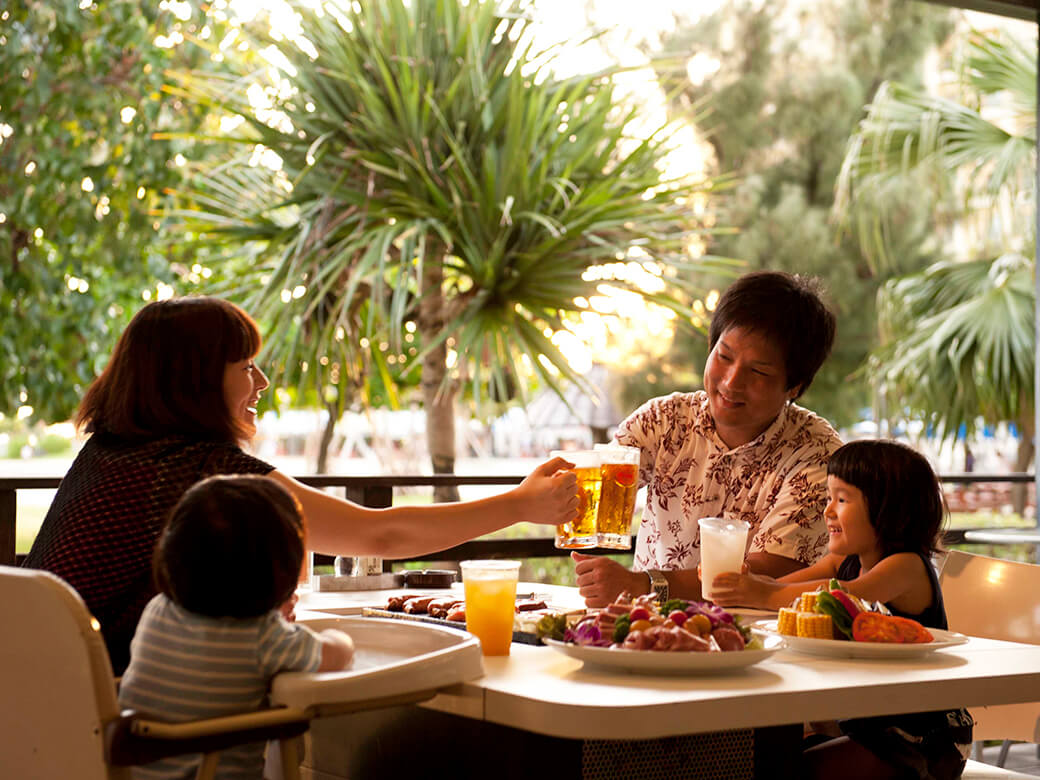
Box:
left=709, top=439, right=973, bottom=780
left=119, top=475, right=354, bottom=780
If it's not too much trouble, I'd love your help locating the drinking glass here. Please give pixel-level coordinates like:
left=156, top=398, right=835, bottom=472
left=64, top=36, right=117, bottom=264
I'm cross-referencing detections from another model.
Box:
left=698, top=516, right=751, bottom=601
left=593, top=444, right=640, bottom=549
left=460, top=560, right=521, bottom=656
left=550, top=449, right=602, bottom=549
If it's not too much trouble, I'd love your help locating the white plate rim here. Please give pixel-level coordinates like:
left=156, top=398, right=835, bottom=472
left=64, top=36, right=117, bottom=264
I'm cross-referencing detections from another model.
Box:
left=752, top=620, right=969, bottom=658
left=542, top=634, right=785, bottom=674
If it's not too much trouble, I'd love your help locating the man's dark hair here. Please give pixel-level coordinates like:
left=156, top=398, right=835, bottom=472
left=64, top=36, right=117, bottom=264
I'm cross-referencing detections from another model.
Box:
left=708, top=271, right=836, bottom=398
left=827, top=440, right=946, bottom=559
left=154, top=475, right=304, bottom=618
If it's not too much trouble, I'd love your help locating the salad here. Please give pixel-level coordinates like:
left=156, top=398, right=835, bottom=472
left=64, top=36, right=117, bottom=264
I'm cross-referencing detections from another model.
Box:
left=536, top=592, right=763, bottom=652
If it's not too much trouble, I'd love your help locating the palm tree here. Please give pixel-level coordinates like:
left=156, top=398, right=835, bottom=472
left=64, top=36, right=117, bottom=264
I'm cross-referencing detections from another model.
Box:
left=170, top=0, right=731, bottom=497
left=835, top=29, right=1036, bottom=495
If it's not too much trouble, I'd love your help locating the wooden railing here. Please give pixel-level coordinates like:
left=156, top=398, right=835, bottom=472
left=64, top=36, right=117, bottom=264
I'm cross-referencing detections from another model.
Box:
left=1, top=472, right=1035, bottom=568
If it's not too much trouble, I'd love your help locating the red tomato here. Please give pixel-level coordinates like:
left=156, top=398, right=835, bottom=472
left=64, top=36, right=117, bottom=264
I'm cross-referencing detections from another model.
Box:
left=628, top=607, right=651, bottom=622
left=667, top=610, right=688, bottom=627
left=852, top=612, right=933, bottom=644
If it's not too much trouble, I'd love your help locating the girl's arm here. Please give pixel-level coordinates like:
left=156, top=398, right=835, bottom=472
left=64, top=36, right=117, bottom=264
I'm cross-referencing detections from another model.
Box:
left=709, top=555, right=843, bottom=610
left=268, top=456, right=578, bottom=559
left=832, top=553, right=933, bottom=614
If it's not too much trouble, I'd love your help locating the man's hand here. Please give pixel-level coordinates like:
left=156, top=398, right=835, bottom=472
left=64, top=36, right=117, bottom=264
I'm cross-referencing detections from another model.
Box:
left=571, top=552, right=648, bottom=608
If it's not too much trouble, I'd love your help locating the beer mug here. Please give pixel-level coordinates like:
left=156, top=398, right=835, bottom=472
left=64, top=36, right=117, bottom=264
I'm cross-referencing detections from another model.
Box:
left=551, top=449, right=602, bottom=549
left=593, top=444, right=640, bottom=549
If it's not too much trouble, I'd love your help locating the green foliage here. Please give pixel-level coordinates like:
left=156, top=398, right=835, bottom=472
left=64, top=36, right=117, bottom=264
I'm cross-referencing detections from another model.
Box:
left=837, top=31, right=1036, bottom=272
left=838, top=28, right=1036, bottom=455
left=0, top=1, right=226, bottom=422
left=872, top=253, right=1034, bottom=444
left=641, top=0, right=955, bottom=429
left=169, top=0, right=733, bottom=457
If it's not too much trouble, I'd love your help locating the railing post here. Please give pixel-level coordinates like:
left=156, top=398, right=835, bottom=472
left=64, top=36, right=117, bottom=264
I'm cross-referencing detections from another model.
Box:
left=0, top=489, right=16, bottom=566
left=346, top=485, right=393, bottom=508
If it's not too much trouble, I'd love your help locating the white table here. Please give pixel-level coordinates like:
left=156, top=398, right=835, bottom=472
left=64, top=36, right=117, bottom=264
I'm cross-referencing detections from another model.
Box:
left=296, top=585, right=1040, bottom=779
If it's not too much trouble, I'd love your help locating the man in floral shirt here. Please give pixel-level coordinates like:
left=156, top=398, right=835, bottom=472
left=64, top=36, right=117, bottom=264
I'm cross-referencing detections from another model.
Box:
left=573, top=271, right=842, bottom=607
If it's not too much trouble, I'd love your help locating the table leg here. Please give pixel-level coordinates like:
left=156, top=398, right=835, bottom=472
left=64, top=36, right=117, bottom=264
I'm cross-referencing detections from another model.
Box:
left=753, top=723, right=803, bottom=779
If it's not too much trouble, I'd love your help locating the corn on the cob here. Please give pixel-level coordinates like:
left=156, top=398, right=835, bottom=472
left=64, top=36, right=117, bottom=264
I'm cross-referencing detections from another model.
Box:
left=798, top=592, right=819, bottom=613
left=777, top=608, right=799, bottom=636
left=796, top=612, right=834, bottom=639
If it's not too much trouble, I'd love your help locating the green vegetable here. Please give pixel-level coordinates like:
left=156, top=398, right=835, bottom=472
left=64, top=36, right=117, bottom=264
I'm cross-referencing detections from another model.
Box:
left=660, top=599, right=690, bottom=616
left=828, top=578, right=843, bottom=592
left=612, top=614, right=632, bottom=643
left=535, top=613, right=567, bottom=642
left=816, top=591, right=854, bottom=639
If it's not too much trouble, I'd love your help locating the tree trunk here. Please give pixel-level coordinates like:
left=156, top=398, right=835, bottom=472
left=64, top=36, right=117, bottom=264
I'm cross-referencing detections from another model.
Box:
left=419, top=246, right=460, bottom=503
left=1010, top=410, right=1035, bottom=516
left=316, top=399, right=338, bottom=475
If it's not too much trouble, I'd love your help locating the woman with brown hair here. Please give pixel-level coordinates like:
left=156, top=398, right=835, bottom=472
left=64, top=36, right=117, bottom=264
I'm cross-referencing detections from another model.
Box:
left=23, top=296, right=578, bottom=673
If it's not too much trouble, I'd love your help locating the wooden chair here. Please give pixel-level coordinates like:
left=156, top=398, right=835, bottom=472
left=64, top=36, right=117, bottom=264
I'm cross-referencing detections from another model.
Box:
left=939, top=550, right=1040, bottom=767
left=0, top=565, right=310, bottom=780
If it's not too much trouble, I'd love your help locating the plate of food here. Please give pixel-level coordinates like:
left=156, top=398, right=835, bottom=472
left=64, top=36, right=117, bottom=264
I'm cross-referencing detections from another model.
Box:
left=544, top=634, right=785, bottom=675
left=755, top=585, right=971, bottom=659
left=753, top=620, right=968, bottom=658
left=539, top=594, right=784, bottom=675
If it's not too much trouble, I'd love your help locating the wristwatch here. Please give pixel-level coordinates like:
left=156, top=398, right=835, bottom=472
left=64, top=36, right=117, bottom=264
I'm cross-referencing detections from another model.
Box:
left=646, top=569, right=669, bottom=603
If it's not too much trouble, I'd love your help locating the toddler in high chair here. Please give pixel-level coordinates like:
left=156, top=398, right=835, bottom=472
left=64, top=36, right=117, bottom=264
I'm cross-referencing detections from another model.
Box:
left=119, top=474, right=353, bottom=780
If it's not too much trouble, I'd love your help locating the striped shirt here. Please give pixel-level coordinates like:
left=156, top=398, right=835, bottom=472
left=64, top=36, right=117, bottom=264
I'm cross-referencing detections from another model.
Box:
left=118, top=595, right=322, bottom=780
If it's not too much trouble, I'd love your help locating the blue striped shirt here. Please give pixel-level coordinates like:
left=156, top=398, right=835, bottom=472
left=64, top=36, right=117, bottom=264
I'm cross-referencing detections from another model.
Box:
left=118, top=595, right=322, bottom=779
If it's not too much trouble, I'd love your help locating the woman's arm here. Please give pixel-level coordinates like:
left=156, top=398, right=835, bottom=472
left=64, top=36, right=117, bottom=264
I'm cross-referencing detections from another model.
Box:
left=268, top=457, right=578, bottom=558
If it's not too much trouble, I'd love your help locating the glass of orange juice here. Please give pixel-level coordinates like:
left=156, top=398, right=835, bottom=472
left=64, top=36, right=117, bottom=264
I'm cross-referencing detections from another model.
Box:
left=460, top=560, right=521, bottom=656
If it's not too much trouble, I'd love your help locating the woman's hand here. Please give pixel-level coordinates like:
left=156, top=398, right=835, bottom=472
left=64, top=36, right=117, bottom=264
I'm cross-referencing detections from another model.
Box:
left=572, top=552, right=647, bottom=608
left=514, top=457, right=579, bottom=526
left=707, top=569, right=781, bottom=609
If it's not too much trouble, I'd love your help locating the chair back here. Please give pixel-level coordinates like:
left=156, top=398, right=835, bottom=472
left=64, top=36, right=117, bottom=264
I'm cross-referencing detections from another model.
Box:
left=939, top=550, right=1040, bottom=743
left=0, top=565, right=130, bottom=780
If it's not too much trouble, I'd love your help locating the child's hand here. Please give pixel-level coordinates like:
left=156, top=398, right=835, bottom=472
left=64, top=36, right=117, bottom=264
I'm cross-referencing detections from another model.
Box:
left=279, top=592, right=299, bottom=623
left=317, top=629, right=354, bottom=671
left=707, top=570, right=779, bottom=609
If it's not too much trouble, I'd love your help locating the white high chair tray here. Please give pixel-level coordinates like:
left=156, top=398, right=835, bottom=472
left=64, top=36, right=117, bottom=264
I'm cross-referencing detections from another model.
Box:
left=270, top=615, right=484, bottom=710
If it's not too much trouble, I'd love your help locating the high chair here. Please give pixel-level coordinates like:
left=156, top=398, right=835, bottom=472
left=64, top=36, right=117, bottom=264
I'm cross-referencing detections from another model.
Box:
left=0, top=565, right=311, bottom=780
left=938, top=550, right=1040, bottom=767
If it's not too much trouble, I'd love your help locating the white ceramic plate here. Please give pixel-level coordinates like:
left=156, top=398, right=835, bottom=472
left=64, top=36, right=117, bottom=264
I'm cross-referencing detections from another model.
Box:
left=543, top=634, right=785, bottom=675
left=753, top=620, right=969, bottom=658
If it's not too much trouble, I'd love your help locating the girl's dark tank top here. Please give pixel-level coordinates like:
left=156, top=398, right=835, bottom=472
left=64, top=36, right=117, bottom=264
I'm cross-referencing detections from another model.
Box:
left=836, top=552, right=948, bottom=630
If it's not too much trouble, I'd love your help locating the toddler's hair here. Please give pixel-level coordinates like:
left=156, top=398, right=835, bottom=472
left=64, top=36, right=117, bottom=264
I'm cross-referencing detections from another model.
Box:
left=154, top=475, right=304, bottom=618
left=827, top=440, right=945, bottom=559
